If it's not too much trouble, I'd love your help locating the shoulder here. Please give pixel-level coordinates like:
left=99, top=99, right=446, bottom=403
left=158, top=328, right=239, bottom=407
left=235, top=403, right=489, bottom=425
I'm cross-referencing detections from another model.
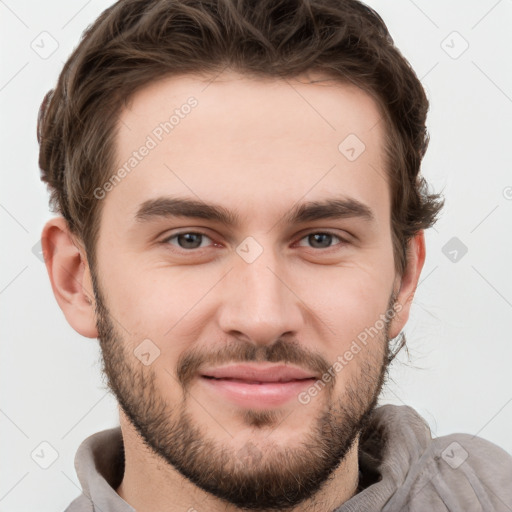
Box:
left=404, top=432, right=512, bottom=511
left=368, top=405, right=512, bottom=511
left=433, top=432, right=512, bottom=489
left=63, top=494, right=93, bottom=512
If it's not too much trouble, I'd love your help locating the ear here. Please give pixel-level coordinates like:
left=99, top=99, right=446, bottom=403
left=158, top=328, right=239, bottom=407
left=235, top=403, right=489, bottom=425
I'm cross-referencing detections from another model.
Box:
left=41, top=217, right=98, bottom=338
left=388, top=230, right=426, bottom=339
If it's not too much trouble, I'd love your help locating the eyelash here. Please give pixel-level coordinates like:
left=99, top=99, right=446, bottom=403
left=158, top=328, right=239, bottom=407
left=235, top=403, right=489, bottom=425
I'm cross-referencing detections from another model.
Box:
left=161, top=230, right=349, bottom=253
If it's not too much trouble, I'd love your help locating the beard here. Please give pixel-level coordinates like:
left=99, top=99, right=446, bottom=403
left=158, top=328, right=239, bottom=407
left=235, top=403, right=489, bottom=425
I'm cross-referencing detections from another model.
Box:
left=92, top=273, right=394, bottom=511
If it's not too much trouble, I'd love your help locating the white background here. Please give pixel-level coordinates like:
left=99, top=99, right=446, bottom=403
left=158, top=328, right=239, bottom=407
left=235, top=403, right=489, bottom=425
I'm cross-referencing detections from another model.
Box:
left=1, top=0, right=511, bottom=510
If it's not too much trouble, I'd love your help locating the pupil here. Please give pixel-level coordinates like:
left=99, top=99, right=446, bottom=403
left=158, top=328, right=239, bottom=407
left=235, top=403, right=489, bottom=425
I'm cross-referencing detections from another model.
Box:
left=179, top=233, right=201, bottom=249
left=310, top=233, right=331, bottom=248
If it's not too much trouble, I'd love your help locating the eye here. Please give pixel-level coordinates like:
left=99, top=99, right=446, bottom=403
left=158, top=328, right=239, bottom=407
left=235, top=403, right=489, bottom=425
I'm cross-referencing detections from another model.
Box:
left=296, top=232, right=347, bottom=250
left=161, top=230, right=348, bottom=253
left=163, top=231, right=214, bottom=250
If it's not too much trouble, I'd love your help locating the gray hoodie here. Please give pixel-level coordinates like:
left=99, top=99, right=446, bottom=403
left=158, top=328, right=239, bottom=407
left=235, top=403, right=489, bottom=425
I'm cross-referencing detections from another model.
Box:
left=64, top=404, right=512, bottom=511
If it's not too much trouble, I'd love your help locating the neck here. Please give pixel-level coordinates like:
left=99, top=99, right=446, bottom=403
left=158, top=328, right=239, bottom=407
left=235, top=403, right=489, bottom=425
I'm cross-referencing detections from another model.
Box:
left=116, top=409, right=360, bottom=512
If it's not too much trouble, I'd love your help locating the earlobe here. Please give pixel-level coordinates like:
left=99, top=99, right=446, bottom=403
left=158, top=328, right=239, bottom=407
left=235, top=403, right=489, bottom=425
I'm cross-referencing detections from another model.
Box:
left=41, top=217, right=98, bottom=338
left=388, top=231, right=426, bottom=339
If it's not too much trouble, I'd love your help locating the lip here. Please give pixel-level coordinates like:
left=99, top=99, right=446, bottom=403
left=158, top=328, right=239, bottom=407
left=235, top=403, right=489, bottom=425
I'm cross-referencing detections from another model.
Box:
left=200, top=363, right=317, bottom=382
left=198, top=364, right=318, bottom=409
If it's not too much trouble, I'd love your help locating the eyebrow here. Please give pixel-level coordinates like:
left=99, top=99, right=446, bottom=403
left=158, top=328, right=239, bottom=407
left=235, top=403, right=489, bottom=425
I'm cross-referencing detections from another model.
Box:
left=134, top=196, right=375, bottom=226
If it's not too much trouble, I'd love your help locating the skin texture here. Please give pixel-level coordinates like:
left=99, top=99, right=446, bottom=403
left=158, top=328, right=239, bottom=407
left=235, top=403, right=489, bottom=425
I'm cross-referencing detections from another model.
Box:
left=42, top=70, right=425, bottom=512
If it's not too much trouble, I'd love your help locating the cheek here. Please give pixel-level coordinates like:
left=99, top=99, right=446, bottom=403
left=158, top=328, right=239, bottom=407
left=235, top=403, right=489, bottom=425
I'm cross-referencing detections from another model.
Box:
left=293, top=262, right=393, bottom=394
left=312, top=280, right=390, bottom=396
left=99, top=255, right=221, bottom=343
left=296, top=260, right=394, bottom=339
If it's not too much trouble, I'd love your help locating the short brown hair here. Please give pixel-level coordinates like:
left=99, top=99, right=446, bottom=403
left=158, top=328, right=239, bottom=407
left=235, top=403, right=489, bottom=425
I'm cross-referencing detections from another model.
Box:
left=38, top=0, right=443, bottom=278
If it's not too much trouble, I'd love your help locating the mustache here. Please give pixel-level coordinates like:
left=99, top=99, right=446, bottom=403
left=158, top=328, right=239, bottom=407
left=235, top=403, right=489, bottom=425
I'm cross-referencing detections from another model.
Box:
left=176, top=338, right=333, bottom=391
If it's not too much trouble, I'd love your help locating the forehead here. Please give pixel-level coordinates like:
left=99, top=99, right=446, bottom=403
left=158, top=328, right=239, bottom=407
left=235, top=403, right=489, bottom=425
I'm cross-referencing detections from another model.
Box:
left=106, top=70, right=389, bottom=229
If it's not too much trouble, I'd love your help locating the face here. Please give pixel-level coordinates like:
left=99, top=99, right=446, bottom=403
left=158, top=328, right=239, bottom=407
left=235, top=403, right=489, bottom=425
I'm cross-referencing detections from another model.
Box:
left=91, top=70, right=403, bottom=509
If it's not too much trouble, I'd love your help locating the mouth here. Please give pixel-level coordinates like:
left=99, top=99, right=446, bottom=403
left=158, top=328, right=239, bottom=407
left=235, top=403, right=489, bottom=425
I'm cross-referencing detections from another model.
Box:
left=200, top=363, right=318, bottom=382
left=198, top=364, right=318, bottom=408
left=202, top=376, right=313, bottom=383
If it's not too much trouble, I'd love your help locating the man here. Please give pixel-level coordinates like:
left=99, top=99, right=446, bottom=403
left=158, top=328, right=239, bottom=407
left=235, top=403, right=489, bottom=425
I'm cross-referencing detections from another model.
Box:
left=37, top=0, right=512, bottom=510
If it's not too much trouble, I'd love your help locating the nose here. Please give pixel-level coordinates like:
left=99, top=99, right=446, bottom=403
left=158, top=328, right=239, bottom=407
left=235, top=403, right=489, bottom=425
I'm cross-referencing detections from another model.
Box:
left=217, top=243, right=305, bottom=345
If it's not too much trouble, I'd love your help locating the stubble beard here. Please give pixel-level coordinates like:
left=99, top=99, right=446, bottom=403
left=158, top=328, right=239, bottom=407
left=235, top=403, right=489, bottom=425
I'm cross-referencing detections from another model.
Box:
left=93, top=276, right=392, bottom=511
